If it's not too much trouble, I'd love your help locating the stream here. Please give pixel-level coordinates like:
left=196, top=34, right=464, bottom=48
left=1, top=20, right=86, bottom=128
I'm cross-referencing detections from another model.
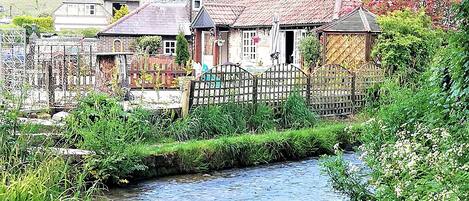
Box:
left=106, top=153, right=361, bottom=201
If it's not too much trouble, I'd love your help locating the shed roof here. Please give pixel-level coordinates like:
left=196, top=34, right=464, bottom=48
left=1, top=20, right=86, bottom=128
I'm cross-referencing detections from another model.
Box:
left=99, top=3, right=191, bottom=36
left=317, top=7, right=381, bottom=33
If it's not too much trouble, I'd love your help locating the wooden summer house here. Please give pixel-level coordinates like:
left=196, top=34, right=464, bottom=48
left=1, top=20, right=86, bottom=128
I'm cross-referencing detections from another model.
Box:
left=316, top=7, right=381, bottom=70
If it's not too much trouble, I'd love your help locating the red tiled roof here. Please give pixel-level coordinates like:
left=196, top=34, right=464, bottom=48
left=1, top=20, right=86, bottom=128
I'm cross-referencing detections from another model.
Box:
left=204, top=3, right=245, bottom=26
left=99, top=3, right=191, bottom=36
left=196, top=0, right=363, bottom=28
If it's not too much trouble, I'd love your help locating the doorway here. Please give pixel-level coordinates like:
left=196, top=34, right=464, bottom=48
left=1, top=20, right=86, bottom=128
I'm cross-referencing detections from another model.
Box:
left=285, top=31, right=294, bottom=64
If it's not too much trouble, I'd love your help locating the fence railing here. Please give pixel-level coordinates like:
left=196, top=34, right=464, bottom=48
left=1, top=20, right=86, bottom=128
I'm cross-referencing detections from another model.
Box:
left=129, top=55, right=188, bottom=89
left=189, top=62, right=385, bottom=116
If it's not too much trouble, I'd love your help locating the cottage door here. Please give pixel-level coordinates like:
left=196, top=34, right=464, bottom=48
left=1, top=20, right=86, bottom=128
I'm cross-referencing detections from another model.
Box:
left=202, top=31, right=214, bottom=67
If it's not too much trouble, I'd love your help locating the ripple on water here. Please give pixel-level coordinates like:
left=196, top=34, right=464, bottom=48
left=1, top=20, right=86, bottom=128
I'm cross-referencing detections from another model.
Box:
left=107, top=153, right=361, bottom=201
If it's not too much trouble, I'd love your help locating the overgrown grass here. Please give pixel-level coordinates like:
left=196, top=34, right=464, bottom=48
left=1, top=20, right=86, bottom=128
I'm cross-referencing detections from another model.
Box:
left=132, top=122, right=358, bottom=176
left=1, top=91, right=101, bottom=200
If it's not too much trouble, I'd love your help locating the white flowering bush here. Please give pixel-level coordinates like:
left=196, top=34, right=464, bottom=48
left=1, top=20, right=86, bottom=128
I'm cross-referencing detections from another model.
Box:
left=359, top=119, right=469, bottom=200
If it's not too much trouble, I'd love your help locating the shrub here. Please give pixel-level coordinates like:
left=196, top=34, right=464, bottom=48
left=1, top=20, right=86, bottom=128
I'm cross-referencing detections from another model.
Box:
left=137, top=36, right=162, bottom=54
left=320, top=154, right=375, bottom=201
left=112, top=5, right=129, bottom=23
left=12, top=15, right=54, bottom=33
left=372, top=9, right=440, bottom=86
left=176, top=32, right=190, bottom=66
left=281, top=92, right=318, bottom=129
left=299, top=34, right=321, bottom=68
left=65, top=93, right=151, bottom=184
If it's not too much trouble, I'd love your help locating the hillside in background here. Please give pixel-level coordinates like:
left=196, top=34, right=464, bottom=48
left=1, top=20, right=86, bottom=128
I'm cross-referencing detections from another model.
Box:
left=1, top=0, right=62, bottom=17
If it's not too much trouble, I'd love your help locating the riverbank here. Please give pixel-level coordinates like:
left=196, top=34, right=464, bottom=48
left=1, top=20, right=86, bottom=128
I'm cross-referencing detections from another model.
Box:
left=129, top=122, right=361, bottom=180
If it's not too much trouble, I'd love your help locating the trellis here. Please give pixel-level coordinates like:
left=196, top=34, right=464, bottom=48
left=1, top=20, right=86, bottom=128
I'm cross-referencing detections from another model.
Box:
left=354, top=62, right=385, bottom=108
left=189, top=64, right=254, bottom=107
left=310, top=64, right=354, bottom=116
left=0, top=28, right=27, bottom=99
left=324, top=34, right=367, bottom=70
left=257, top=64, right=309, bottom=106
left=189, top=63, right=384, bottom=116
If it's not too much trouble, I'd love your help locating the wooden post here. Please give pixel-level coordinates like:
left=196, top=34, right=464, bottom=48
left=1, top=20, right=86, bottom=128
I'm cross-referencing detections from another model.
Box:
left=46, top=62, right=55, bottom=112
left=306, top=76, right=311, bottom=107
left=252, top=75, right=258, bottom=106
left=351, top=72, right=356, bottom=115
left=181, top=79, right=193, bottom=118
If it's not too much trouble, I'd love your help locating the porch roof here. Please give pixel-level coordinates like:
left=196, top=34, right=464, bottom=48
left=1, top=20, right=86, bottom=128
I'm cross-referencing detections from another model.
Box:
left=192, top=3, right=245, bottom=28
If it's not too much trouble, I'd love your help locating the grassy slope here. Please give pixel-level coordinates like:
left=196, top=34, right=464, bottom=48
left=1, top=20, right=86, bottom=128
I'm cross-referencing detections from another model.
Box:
left=2, top=0, right=62, bottom=17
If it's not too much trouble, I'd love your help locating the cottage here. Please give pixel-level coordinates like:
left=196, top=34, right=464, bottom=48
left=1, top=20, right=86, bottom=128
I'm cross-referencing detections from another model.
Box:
left=97, top=2, right=191, bottom=53
left=53, top=0, right=142, bottom=31
left=191, top=0, right=362, bottom=67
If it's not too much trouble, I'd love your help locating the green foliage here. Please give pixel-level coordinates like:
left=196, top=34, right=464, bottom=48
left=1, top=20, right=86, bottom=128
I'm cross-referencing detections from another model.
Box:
left=138, top=123, right=352, bottom=174
left=176, top=32, right=190, bottom=66
left=112, top=5, right=129, bottom=23
left=65, top=93, right=151, bottom=184
left=372, top=9, right=440, bottom=86
left=58, top=28, right=100, bottom=38
left=168, top=104, right=249, bottom=141
left=12, top=15, right=54, bottom=33
left=320, top=154, right=375, bottom=201
left=247, top=104, right=276, bottom=133
left=299, top=34, right=321, bottom=67
left=281, top=92, right=318, bottom=129
left=137, top=36, right=162, bottom=54
left=0, top=91, right=99, bottom=200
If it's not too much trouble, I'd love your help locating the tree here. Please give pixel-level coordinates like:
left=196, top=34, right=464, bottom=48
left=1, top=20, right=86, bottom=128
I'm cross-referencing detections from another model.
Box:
left=112, top=5, right=129, bottom=23
left=175, top=32, right=190, bottom=66
left=363, top=0, right=461, bottom=29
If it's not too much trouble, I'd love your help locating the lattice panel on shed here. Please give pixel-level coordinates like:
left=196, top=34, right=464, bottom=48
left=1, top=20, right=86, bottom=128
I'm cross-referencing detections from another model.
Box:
left=190, top=64, right=254, bottom=108
left=325, top=34, right=366, bottom=70
left=354, top=62, right=385, bottom=109
left=310, top=64, right=354, bottom=116
left=257, top=64, right=309, bottom=107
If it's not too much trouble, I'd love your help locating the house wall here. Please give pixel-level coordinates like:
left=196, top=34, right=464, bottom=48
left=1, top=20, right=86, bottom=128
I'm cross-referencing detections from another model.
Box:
left=98, top=35, right=187, bottom=54
left=228, top=28, right=311, bottom=67
left=54, top=3, right=110, bottom=31
left=228, top=28, right=276, bottom=66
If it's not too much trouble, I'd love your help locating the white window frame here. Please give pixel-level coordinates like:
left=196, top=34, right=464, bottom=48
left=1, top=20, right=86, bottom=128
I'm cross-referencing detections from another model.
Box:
left=193, top=0, right=202, bottom=11
left=242, top=31, right=257, bottom=61
left=85, top=4, right=96, bottom=15
left=164, top=40, right=177, bottom=55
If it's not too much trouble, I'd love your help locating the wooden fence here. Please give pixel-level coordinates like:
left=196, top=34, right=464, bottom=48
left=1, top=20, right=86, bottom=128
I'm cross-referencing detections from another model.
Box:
left=189, top=62, right=384, bottom=116
left=129, top=55, right=187, bottom=89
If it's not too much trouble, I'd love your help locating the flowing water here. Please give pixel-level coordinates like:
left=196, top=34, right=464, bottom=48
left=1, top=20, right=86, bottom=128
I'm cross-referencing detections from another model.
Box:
left=107, top=153, right=361, bottom=201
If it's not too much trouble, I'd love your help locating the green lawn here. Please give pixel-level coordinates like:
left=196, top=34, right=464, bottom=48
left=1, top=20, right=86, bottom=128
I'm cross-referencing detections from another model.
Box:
left=2, top=0, right=62, bottom=17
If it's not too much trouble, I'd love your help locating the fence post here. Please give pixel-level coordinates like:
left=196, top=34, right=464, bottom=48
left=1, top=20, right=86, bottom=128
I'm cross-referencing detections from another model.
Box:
left=46, top=62, right=55, bottom=112
left=306, top=75, right=312, bottom=107
left=252, top=75, right=258, bottom=106
left=186, top=81, right=196, bottom=115
left=351, top=72, right=356, bottom=115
